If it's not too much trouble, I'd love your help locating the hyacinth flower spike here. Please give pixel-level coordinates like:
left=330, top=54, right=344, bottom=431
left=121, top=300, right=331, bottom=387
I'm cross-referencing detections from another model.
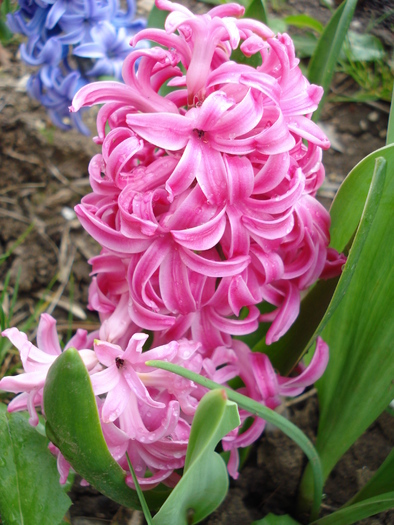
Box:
left=70, top=0, right=345, bottom=348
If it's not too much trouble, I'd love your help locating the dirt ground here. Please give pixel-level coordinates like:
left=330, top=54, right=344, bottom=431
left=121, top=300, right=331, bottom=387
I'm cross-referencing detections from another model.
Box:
left=0, top=0, right=392, bottom=524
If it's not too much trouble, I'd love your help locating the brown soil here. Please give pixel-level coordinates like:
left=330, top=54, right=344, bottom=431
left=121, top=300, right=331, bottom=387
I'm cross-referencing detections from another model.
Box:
left=0, top=0, right=392, bottom=524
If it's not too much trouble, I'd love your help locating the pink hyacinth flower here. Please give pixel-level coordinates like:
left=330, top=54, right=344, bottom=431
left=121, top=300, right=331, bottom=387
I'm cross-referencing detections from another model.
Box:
left=69, top=0, right=344, bottom=348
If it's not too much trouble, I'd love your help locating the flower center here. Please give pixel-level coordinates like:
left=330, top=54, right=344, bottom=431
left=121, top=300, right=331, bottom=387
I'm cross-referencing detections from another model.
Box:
left=115, top=357, right=125, bottom=369
left=193, top=128, right=205, bottom=139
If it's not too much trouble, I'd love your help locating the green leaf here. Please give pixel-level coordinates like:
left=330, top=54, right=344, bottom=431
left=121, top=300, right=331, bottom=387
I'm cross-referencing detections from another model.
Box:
left=126, top=454, right=154, bottom=525
left=0, top=403, right=71, bottom=525
left=298, top=153, right=394, bottom=509
left=0, top=0, right=12, bottom=17
left=147, top=4, right=168, bottom=30
left=312, top=492, right=394, bottom=525
left=291, top=33, right=318, bottom=59
left=387, top=87, right=394, bottom=146
left=153, top=389, right=240, bottom=525
left=284, top=14, right=324, bottom=33
left=343, top=31, right=385, bottom=62
left=43, top=348, right=170, bottom=511
left=329, top=144, right=394, bottom=252
left=0, top=20, right=12, bottom=42
left=146, top=361, right=323, bottom=521
left=267, top=17, right=288, bottom=34
left=308, top=0, right=358, bottom=120
left=242, top=0, right=268, bottom=26
left=252, top=513, right=301, bottom=524
left=345, top=448, right=394, bottom=506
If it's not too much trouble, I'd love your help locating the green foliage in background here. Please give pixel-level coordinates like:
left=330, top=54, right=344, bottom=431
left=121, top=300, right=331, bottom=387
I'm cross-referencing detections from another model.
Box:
left=0, top=0, right=16, bottom=43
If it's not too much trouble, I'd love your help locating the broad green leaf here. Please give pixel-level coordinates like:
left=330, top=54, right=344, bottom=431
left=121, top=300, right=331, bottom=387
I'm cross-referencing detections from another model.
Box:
left=0, top=403, right=71, bottom=525
left=308, top=0, right=358, bottom=120
left=268, top=17, right=288, bottom=34
left=199, top=0, right=224, bottom=5
left=299, top=154, right=394, bottom=509
left=242, top=0, right=268, bottom=25
left=147, top=4, right=167, bottom=30
left=387, top=87, right=394, bottom=146
left=202, top=0, right=268, bottom=24
left=43, top=348, right=170, bottom=511
left=343, top=31, right=385, bottom=62
left=312, top=492, right=394, bottom=525
left=146, top=361, right=323, bottom=521
left=292, top=33, right=318, bottom=59
left=284, top=14, right=324, bottom=33
left=252, top=513, right=301, bottom=524
left=345, top=448, right=394, bottom=506
left=153, top=390, right=240, bottom=525
left=330, top=144, right=394, bottom=252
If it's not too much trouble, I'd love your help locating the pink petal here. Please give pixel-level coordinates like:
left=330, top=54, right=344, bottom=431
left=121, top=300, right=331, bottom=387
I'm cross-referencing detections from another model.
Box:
left=223, top=155, right=254, bottom=204
left=195, top=143, right=228, bottom=204
left=101, top=375, right=131, bottom=423
left=75, top=204, right=151, bottom=254
left=159, top=250, right=197, bottom=315
left=171, top=206, right=226, bottom=251
left=94, top=340, right=122, bottom=367
left=105, top=135, right=144, bottom=182
left=228, top=275, right=261, bottom=316
left=278, top=337, right=329, bottom=396
left=223, top=207, right=250, bottom=258
left=130, top=238, right=171, bottom=310
left=126, top=112, right=191, bottom=150
left=242, top=212, right=294, bottom=240
left=262, top=282, right=300, bottom=344
left=0, top=371, right=46, bottom=393
left=90, top=365, right=120, bottom=396
left=254, top=107, right=296, bottom=155
left=287, top=116, right=330, bottom=149
left=71, top=81, right=138, bottom=112
left=195, top=91, right=235, bottom=130
left=122, top=366, right=165, bottom=409
left=165, top=139, right=202, bottom=199
left=253, top=152, right=290, bottom=194
left=36, top=314, right=62, bottom=356
left=2, top=328, right=54, bottom=368
left=128, top=297, right=176, bottom=331
left=179, top=248, right=250, bottom=277
left=210, top=305, right=260, bottom=335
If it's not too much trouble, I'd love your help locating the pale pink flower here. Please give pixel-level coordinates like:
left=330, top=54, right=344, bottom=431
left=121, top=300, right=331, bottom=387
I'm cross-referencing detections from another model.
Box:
left=87, top=334, right=205, bottom=488
left=0, top=314, right=98, bottom=425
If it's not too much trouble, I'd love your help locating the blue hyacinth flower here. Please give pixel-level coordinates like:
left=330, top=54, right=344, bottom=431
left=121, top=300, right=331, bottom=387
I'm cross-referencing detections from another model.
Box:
left=7, top=0, right=147, bottom=134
